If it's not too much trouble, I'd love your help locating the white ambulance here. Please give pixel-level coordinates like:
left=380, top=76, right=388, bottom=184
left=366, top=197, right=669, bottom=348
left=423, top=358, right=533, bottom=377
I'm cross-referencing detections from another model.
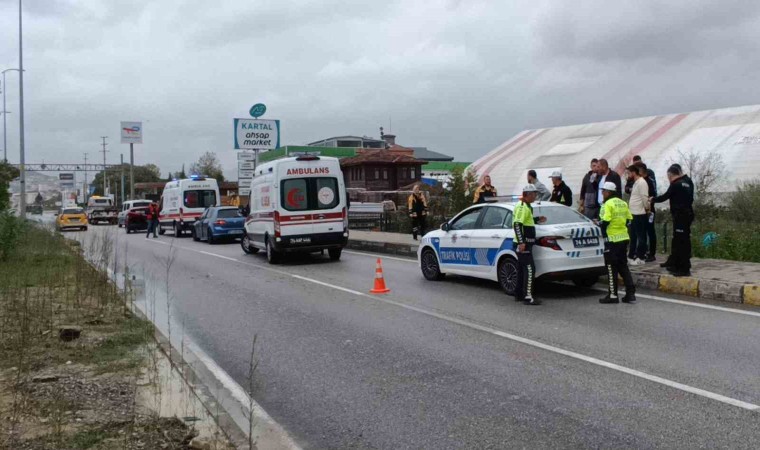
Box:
left=241, top=155, right=348, bottom=263
left=158, top=176, right=220, bottom=236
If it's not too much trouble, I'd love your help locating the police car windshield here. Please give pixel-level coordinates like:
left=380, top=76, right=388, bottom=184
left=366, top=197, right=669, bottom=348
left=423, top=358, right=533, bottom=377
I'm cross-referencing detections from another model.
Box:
left=216, top=208, right=242, bottom=218
left=534, top=205, right=591, bottom=225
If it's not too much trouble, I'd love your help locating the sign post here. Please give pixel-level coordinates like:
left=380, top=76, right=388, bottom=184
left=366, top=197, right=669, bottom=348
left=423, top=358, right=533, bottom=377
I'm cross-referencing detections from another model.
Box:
left=234, top=104, right=280, bottom=199
left=121, top=121, right=142, bottom=199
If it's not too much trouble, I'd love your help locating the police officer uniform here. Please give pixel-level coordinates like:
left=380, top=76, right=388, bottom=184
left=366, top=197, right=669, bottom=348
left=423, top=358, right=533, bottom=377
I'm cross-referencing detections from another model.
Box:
left=407, top=191, right=428, bottom=240
left=513, top=185, right=541, bottom=305
left=549, top=171, right=573, bottom=207
left=473, top=183, right=497, bottom=204
left=653, top=167, right=694, bottom=276
left=599, top=182, right=636, bottom=303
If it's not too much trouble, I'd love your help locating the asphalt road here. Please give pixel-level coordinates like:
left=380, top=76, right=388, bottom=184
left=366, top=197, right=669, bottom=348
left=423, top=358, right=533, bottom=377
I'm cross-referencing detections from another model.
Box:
left=64, top=223, right=760, bottom=449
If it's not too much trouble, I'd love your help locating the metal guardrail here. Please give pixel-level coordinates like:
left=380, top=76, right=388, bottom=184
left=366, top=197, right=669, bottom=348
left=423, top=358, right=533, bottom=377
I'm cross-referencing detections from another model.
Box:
left=348, top=202, right=388, bottom=231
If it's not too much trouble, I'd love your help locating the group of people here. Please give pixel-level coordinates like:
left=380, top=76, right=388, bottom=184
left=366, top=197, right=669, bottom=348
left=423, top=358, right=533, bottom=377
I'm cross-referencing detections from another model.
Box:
left=466, top=156, right=695, bottom=306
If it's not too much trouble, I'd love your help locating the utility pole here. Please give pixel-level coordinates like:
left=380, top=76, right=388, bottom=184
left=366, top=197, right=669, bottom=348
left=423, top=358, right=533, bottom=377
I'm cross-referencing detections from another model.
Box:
left=100, top=136, right=108, bottom=196
left=83, top=152, right=88, bottom=203
left=120, top=153, right=125, bottom=207
left=129, top=142, right=134, bottom=199
left=18, top=0, right=27, bottom=219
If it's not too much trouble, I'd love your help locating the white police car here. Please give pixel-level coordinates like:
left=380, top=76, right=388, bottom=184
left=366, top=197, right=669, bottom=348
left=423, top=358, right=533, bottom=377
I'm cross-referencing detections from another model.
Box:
left=417, top=202, right=606, bottom=295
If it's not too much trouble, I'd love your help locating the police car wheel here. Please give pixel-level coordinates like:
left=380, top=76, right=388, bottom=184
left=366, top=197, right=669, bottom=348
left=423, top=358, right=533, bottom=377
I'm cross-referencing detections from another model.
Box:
left=497, top=257, right=518, bottom=296
left=420, top=249, right=444, bottom=281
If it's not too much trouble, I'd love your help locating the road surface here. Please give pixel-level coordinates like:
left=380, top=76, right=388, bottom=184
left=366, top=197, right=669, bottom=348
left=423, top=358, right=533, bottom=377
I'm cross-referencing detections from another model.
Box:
left=64, top=224, right=760, bottom=449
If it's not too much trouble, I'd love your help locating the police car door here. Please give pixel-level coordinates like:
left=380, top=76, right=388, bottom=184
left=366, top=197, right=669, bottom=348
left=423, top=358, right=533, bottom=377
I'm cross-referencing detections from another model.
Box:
left=438, top=206, right=484, bottom=274
left=469, top=206, right=512, bottom=274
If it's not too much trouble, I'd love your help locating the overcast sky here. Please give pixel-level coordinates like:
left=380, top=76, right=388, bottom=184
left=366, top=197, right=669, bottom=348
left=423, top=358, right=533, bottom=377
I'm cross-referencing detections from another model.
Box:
left=2, top=0, right=760, bottom=179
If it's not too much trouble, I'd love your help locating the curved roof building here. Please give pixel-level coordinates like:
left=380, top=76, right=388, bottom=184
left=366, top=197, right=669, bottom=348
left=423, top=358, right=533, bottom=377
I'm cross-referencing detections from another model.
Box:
left=470, top=104, right=760, bottom=196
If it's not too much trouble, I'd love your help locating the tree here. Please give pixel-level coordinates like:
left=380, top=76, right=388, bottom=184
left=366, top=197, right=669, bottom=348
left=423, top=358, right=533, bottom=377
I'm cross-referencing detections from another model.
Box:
left=177, top=164, right=187, bottom=180
left=91, top=163, right=162, bottom=197
left=446, top=166, right=478, bottom=216
left=0, top=161, right=20, bottom=211
left=189, top=152, right=224, bottom=182
left=672, top=148, right=726, bottom=206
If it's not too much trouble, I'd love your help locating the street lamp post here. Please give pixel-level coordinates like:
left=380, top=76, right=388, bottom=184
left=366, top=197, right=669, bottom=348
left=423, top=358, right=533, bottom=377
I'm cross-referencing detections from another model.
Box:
left=18, top=0, right=27, bottom=220
left=1, top=69, right=21, bottom=163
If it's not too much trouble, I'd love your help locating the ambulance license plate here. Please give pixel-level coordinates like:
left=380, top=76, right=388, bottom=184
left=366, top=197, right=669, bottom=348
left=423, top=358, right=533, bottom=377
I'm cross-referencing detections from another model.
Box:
left=573, top=237, right=599, bottom=248
left=290, top=237, right=311, bottom=244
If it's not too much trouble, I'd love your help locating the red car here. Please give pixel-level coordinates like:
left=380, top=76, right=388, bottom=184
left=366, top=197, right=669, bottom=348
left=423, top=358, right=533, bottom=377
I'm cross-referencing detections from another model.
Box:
left=125, top=207, right=149, bottom=233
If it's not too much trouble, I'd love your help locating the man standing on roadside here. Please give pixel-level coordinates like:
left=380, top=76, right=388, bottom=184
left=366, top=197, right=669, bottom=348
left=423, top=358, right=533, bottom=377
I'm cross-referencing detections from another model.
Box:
left=408, top=184, right=428, bottom=240
left=513, top=184, right=547, bottom=306
left=597, top=159, right=622, bottom=207
left=579, top=158, right=600, bottom=219
left=599, top=182, right=636, bottom=304
left=626, top=165, right=649, bottom=265
left=639, top=163, right=658, bottom=261
left=652, top=165, right=694, bottom=276
left=473, top=175, right=497, bottom=204
left=146, top=202, right=159, bottom=239
left=527, top=170, right=551, bottom=201
left=549, top=171, right=573, bottom=207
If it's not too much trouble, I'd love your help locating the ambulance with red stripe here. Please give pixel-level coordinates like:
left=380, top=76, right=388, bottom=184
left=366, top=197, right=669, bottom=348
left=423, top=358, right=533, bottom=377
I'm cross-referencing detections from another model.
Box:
left=241, top=155, right=348, bottom=263
left=158, top=176, right=221, bottom=237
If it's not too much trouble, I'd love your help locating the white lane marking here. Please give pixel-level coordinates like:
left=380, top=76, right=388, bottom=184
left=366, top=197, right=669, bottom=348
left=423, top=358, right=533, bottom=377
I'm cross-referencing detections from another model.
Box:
left=344, top=248, right=760, bottom=319
left=157, top=242, right=760, bottom=411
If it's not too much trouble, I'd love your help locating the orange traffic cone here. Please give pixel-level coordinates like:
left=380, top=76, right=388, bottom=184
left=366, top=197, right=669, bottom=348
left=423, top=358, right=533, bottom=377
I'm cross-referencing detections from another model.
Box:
left=370, top=258, right=391, bottom=294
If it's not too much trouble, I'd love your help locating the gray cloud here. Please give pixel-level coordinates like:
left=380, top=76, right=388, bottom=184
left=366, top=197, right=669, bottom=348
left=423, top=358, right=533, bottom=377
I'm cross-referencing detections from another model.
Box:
left=1, top=0, right=760, bottom=180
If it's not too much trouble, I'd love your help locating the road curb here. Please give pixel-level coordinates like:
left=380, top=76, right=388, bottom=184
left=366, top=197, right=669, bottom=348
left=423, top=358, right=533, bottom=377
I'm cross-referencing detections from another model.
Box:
left=348, top=237, right=760, bottom=308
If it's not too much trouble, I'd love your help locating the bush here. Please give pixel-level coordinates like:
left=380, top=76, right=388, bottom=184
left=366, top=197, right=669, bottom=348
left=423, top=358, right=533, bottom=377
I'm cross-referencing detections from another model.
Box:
left=0, top=211, right=23, bottom=261
left=692, top=218, right=760, bottom=262
left=728, top=180, right=760, bottom=223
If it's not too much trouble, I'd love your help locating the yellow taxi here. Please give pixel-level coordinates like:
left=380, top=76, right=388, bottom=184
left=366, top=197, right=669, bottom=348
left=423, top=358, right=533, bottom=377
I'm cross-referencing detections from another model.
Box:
left=56, top=207, right=88, bottom=231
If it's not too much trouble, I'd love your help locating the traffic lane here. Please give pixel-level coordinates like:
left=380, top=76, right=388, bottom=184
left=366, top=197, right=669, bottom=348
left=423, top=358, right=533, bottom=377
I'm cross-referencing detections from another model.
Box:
left=166, top=240, right=760, bottom=406
left=89, top=230, right=760, bottom=448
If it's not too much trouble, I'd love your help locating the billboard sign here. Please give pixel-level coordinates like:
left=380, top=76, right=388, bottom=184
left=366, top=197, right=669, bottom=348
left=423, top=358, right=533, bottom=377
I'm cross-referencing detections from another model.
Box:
left=237, top=151, right=255, bottom=161
left=238, top=161, right=254, bottom=170
left=121, top=121, right=143, bottom=144
left=59, top=173, right=74, bottom=181
left=238, top=179, right=252, bottom=188
left=234, top=119, right=280, bottom=150
left=238, top=169, right=254, bottom=179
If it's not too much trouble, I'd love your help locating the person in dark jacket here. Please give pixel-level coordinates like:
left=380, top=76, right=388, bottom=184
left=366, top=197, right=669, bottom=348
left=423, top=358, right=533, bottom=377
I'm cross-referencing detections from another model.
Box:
left=407, top=184, right=428, bottom=240
left=473, top=175, right=497, bottom=204
left=652, top=164, right=694, bottom=276
left=596, top=159, right=622, bottom=205
left=549, top=171, right=573, bottom=207
left=625, top=155, right=656, bottom=196
left=579, top=158, right=600, bottom=219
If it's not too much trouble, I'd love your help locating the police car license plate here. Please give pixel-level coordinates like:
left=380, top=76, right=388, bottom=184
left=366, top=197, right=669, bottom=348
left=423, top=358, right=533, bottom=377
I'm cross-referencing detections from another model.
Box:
left=290, top=237, right=311, bottom=244
left=573, top=237, right=599, bottom=248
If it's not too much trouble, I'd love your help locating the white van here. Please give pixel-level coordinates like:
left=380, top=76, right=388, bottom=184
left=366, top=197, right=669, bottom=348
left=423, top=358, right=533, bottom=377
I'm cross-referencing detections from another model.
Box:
left=159, top=177, right=220, bottom=236
left=241, top=155, right=348, bottom=263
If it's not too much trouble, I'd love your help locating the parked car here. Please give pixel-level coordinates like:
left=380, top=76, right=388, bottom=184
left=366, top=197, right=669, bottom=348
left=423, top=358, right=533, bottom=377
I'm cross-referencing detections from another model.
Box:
left=192, top=206, right=245, bottom=244
left=125, top=207, right=150, bottom=234
left=56, top=207, right=88, bottom=232
left=118, top=200, right=152, bottom=227
left=417, top=202, right=606, bottom=296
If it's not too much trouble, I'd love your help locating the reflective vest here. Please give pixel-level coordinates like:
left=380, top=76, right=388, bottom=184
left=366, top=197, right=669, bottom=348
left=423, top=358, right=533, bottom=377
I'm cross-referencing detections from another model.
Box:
left=600, top=197, right=632, bottom=242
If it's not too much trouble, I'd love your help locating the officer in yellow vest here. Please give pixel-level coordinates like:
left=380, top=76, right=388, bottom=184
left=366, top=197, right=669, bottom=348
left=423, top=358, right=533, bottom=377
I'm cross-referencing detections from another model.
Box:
left=598, top=181, right=636, bottom=304
left=513, top=184, right=547, bottom=305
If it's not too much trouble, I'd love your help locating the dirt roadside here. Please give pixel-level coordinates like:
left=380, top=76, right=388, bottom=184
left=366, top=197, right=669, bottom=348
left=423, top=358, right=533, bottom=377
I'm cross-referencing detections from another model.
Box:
left=0, top=224, right=235, bottom=449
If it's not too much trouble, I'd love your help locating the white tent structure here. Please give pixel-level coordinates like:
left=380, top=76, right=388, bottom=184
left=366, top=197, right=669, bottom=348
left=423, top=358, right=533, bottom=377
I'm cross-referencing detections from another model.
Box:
left=470, top=104, right=760, bottom=197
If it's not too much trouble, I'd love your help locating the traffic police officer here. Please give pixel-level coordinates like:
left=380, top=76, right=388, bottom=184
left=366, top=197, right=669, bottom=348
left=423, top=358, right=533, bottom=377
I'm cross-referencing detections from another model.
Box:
left=652, top=164, right=694, bottom=276
left=599, top=181, right=636, bottom=303
left=473, top=175, right=497, bottom=204
left=513, top=184, right=546, bottom=305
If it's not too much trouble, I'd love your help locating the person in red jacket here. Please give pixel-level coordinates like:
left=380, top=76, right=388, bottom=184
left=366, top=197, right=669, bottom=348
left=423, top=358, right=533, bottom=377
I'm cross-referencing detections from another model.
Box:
left=146, top=202, right=159, bottom=238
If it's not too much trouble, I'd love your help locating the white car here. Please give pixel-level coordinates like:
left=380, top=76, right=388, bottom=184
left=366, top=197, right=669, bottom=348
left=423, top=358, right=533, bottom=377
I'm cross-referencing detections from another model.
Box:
left=417, top=202, right=606, bottom=296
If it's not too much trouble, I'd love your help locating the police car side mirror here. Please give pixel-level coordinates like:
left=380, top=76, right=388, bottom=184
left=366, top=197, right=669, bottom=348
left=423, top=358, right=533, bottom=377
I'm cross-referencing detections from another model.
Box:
left=440, top=222, right=450, bottom=232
